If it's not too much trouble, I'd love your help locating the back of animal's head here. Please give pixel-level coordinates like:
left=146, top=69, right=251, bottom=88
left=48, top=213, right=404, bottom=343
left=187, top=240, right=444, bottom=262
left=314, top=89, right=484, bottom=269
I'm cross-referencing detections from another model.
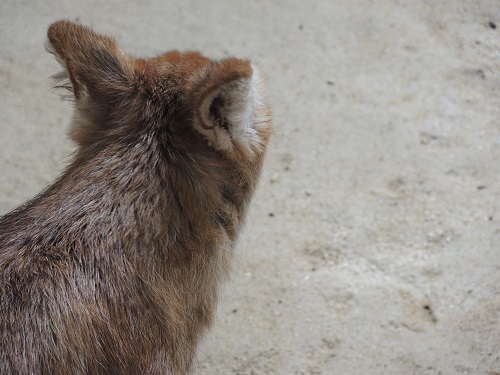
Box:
left=47, top=20, right=271, bottom=162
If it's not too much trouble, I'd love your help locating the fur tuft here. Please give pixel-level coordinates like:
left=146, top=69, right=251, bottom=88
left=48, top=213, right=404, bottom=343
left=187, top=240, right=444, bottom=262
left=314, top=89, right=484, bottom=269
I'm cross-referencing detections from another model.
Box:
left=45, top=42, right=74, bottom=100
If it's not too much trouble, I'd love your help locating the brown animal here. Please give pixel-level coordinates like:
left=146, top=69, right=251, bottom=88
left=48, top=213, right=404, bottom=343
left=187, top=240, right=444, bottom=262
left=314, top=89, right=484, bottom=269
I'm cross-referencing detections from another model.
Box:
left=0, top=21, right=271, bottom=375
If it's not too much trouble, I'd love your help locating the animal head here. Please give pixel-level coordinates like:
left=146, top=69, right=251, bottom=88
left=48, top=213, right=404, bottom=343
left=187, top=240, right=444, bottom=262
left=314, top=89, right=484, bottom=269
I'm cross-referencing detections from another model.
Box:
left=46, top=20, right=271, bottom=163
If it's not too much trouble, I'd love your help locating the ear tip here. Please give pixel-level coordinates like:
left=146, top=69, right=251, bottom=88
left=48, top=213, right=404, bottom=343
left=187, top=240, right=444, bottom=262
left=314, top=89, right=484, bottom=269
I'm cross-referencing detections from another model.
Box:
left=47, top=20, right=86, bottom=44
left=218, top=58, right=253, bottom=81
left=48, top=20, right=70, bottom=36
left=47, top=21, right=68, bottom=48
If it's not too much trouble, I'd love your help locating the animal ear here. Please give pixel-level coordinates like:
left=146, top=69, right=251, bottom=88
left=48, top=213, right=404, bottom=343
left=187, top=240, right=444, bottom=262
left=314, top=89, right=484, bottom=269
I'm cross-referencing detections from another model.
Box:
left=46, top=20, right=133, bottom=104
left=194, top=59, right=268, bottom=159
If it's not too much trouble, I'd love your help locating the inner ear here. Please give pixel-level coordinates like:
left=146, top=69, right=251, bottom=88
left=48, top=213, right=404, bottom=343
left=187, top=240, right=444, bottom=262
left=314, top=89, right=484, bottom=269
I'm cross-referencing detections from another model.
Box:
left=198, top=85, right=231, bottom=131
left=192, top=59, right=268, bottom=158
left=207, top=94, right=230, bottom=130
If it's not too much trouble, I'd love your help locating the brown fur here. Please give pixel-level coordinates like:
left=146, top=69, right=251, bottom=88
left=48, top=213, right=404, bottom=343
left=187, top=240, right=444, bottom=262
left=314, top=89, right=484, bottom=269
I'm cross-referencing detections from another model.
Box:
left=0, top=21, right=271, bottom=375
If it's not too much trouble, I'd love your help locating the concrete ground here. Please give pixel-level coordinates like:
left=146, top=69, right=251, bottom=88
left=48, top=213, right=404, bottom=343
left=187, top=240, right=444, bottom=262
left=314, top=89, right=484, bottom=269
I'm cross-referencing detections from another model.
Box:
left=1, top=1, right=499, bottom=374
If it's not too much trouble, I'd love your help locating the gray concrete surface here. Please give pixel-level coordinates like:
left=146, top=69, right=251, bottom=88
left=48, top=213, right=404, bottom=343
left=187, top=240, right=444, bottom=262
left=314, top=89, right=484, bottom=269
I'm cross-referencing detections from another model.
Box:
left=1, top=1, right=499, bottom=374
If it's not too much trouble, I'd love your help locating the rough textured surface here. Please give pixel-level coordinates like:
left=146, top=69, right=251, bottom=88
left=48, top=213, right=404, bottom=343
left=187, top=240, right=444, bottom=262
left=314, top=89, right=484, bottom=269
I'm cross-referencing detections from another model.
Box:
left=1, top=1, right=499, bottom=374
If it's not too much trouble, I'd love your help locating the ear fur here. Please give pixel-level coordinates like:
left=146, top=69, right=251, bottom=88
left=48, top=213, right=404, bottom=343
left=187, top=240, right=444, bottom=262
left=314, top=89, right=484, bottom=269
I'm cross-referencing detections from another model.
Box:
left=46, top=20, right=133, bottom=102
left=194, top=59, right=269, bottom=159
